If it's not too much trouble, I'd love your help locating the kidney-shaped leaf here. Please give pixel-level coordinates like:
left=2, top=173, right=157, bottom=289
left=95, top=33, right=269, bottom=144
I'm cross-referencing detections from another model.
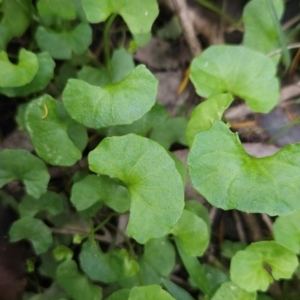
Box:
left=0, top=49, right=39, bottom=88
left=9, top=217, right=53, bottom=254
left=56, top=259, right=102, bottom=300
left=230, top=241, right=298, bottom=292
left=63, top=65, right=158, bottom=129
left=185, top=93, right=233, bottom=147
left=0, top=52, right=55, bottom=97
left=71, top=174, right=130, bottom=212
left=129, top=285, right=175, bottom=300
left=25, top=94, right=87, bottom=166
left=0, top=149, right=49, bottom=198
left=273, top=210, right=300, bottom=254
left=190, top=45, right=279, bottom=113
left=188, top=121, right=300, bottom=216
left=82, top=0, right=158, bottom=35
left=88, top=134, right=184, bottom=243
left=37, top=0, right=77, bottom=20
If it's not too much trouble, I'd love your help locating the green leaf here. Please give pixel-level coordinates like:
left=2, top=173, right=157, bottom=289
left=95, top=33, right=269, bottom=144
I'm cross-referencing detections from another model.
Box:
left=106, top=289, right=131, bottom=300
left=56, top=259, right=102, bottom=300
left=9, top=217, right=53, bottom=254
left=0, top=49, right=39, bottom=88
left=273, top=210, right=300, bottom=253
left=0, top=52, right=55, bottom=97
left=171, top=210, right=209, bottom=256
left=53, top=245, right=74, bottom=261
left=88, top=134, right=184, bottom=243
left=79, top=239, right=139, bottom=283
left=71, top=174, right=130, bottom=212
left=77, top=66, right=110, bottom=87
left=230, top=241, right=298, bottom=292
left=212, top=281, right=256, bottom=300
left=28, top=283, right=68, bottom=300
left=190, top=45, right=279, bottom=113
left=0, top=24, right=13, bottom=51
left=19, top=191, right=63, bottom=218
left=63, top=65, right=158, bottom=129
left=185, top=93, right=233, bottom=147
left=37, top=0, right=77, bottom=20
left=25, top=95, right=87, bottom=166
left=1, top=0, right=33, bottom=36
left=0, top=149, right=49, bottom=198
left=35, top=23, right=92, bottom=60
left=221, top=240, right=247, bottom=259
left=243, top=0, right=284, bottom=57
left=128, top=285, right=175, bottom=300
left=82, top=0, right=159, bottom=35
left=151, top=117, right=188, bottom=150
left=188, top=121, right=300, bottom=215
left=168, top=152, right=186, bottom=185
left=162, top=279, right=195, bottom=300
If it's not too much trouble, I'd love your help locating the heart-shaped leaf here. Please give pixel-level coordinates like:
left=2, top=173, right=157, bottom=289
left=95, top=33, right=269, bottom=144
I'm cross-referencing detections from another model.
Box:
left=88, top=134, right=184, bottom=243
left=128, top=285, right=175, bottom=300
left=25, top=94, right=87, bottom=166
left=190, top=45, right=279, bottom=113
left=0, top=149, right=49, bottom=198
left=37, top=0, right=77, bottom=20
left=63, top=65, right=158, bottom=129
left=105, top=289, right=131, bottom=300
left=82, top=0, right=159, bottom=35
left=9, top=217, right=53, bottom=254
left=273, top=210, right=300, bottom=253
left=185, top=93, right=233, bottom=146
left=35, top=23, right=92, bottom=60
left=212, top=282, right=256, bottom=300
left=188, top=121, right=300, bottom=215
left=230, top=241, right=298, bottom=292
left=0, top=52, right=55, bottom=97
left=0, top=49, right=39, bottom=88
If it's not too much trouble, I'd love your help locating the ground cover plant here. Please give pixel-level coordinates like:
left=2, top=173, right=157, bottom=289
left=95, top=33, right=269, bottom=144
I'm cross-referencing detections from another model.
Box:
left=1, top=0, right=300, bottom=299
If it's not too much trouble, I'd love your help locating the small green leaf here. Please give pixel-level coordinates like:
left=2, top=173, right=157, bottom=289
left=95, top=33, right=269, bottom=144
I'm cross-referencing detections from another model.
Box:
left=151, top=117, right=188, bottom=150
left=190, top=45, right=279, bottom=113
left=230, top=241, right=298, bottom=292
left=0, top=24, right=13, bottom=51
left=0, top=49, right=39, bottom=88
left=129, top=285, right=175, bottom=300
left=162, top=279, right=195, bottom=300
left=71, top=174, right=130, bottom=212
left=106, top=289, right=131, bottom=300
left=63, top=65, right=158, bottom=129
left=53, top=245, right=74, bottom=261
left=9, top=217, right=53, bottom=254
left=77, top=65, right=110, bottom=87
left=35, top=23, right=92, bottom=60
left=28, top=283, right=68, bottom=300
left=37, top=0, right=77, bottom=20
left=221, top=240, right=247, bottom=259
left=185, top=93, right=233, bottom=147
left=79, top=239, right=139, bottom=283
left=273, top=210, right=300, bottom=253
left=243, top=0, right=284, bottom=57
left=212, top=281, right=256, bottom=300
left=188, top=121, right=300, bottom=215
left=0, top=149, right=49, bottom=198
left=168, top=152, right=186, bottom=185
left=56, top=259, right=102, bottom=300
left=0, top=52, right=55, bottom=97
left=171, top=210, right=209, bottom=257
left=19, top=191, right=63, bottom=218
left=88, top=134, right=184, bottom=243
left=25, top=95, right=87, bottom=166
left=82, top=0, right=159, bottom=35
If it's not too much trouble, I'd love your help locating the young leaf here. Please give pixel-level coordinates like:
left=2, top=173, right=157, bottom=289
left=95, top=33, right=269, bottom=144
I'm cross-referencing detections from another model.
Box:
left=35, top=23, right=92, bottom=60
left=88, top=134, right=184, bottom=243
left=150, top=117, right=188, bottom=150
left=25, top=95, right=88, bottom=166
left=63, top=65, right=158, bottom=129
left=170, top=210, right=209, bottom=257
left=188, top=121, right=300, bottom=215
left=212, top=281, right=256, bottom=300
left=106, top=289, right=131, bottom=300
left=82, top=0, right=159, bottom=35
left=185, top=93, right=233, bottom=147
left=230, top=241, right=298, bottom=292
left=79, top=239, right=139, bottom=283
left=0, top=49, right=39, bottom=88
left=56, top=259, right=102, bottom=300
left=19, top=192, right=64, bottom=218
left=9, top=217, right=53, bottom=254
left=0, top=149, right=49, bottom=198
left=53, top=245, right=74, bottom=261
left=128, top=285, right=175, bottom=300
left=162, top=279, right=195, bottom=300
left=71, top=174, right=130, bottom=212
left=37, top=0, right=77, bottom=20
left=273, top=210, right=300, bottom=253
left=190, top=45, right=279, bottom=113
left=0, top=52, right=55, bottom=97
